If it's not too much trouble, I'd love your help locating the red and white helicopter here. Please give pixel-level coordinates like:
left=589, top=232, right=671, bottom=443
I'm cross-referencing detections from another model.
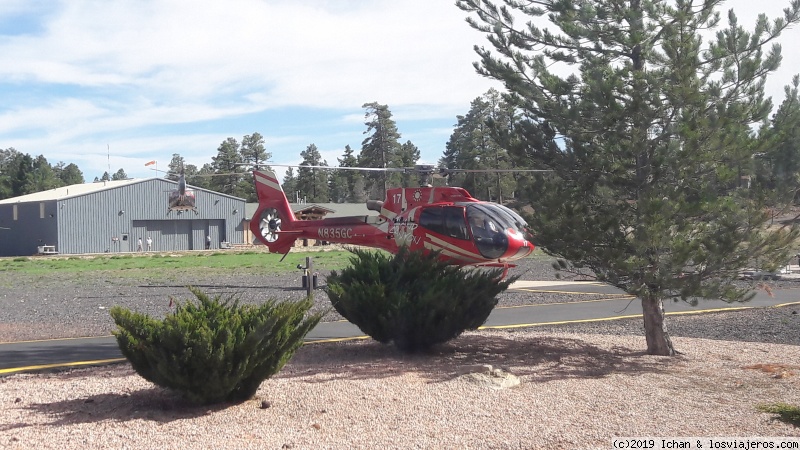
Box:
left=249, top=165, right=542, bottom=275
left=167, top=167, right=198, bottom=215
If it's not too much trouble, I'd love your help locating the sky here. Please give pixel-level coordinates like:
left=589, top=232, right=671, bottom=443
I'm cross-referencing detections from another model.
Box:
left=1, top=0, right=799, bottom=183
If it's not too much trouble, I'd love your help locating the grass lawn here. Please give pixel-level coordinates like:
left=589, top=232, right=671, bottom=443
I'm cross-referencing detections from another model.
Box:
left=0, top=249, right=356, bottom=278
left=0, top=247, right=551, bottom=282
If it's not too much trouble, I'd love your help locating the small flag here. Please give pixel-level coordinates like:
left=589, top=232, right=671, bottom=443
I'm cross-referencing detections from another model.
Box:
left=145, top=160, right=156, bottom=166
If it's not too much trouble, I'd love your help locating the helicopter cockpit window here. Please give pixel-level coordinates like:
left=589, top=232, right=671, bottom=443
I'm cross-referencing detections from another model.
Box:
left=464, top=204, right=513, bottom=259
left=418, top=206, right=469, bottom=240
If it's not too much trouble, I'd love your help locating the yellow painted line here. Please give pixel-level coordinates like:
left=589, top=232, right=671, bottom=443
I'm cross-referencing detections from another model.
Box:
left=512, top=287, right=630, bottom=295
left=0, top=358, right=126, bottom=375
left=497, top=296, right=637, bottom=308
left=771, top=301, right=800, bottom=308
left=304, top=336, right=371, bottom=344
left=3, top=303, right=798, bottom=375
left=509, top=280, right=606, bottom=289
left=482, top=315, right=643, bottom=329
left=0, top=334, right=114, bottom=345
left=480, top=306, right=759, bottom=330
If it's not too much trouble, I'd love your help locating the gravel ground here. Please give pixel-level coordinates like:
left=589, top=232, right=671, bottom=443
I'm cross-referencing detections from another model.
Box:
left=2, top=332, right=799, bottom=449
left=2, top=254, right=800, bottom=449
left=1, top=254, right=799, bottom=345
left=0, top=255, right=572, bottom=342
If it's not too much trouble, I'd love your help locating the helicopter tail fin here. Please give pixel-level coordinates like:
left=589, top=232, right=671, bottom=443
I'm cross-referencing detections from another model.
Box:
left=250, top=170, right=297, bottom=254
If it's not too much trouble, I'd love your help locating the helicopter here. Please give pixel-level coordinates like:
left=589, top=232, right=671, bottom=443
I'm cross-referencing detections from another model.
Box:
left=166, top=167, right=198, bottom=215
left=249, top=164, right=542, bottom=276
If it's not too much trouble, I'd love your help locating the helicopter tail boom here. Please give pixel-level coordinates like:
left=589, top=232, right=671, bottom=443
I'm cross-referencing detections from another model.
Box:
left=251, top=170, right=297, bottom=254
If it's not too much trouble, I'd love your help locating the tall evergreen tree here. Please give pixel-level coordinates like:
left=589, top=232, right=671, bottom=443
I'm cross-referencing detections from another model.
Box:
left=240, top=132, right=270, bottom=167
left=360, top=102, right=402, bottom=197
left=167, top=153, right=186, bottom=181
left=111, top=168, right=128, bottom=181
left=0, top=148, right=21, bottom=198
left=53, top=161, right=82, bottom=186
left=28, top=155, right=62, bottom=192
left=328, top=168, right=350, bottom=203
left=210, top=137, right=244, bottom=196
left=444, top=89, right=517, bottom=200
left=9, top=153, right=34, bottom=195
left=94, top=171, right=111, bottom=182
left=458, top=0, right=800, bottom=355
left=397, top=141, right=421, bottom=187
left=337, top=144, right=366, bottom=202
left=296, top=144, right=329, bottom=203
left=283, top=167, right=298, bottom=203
left=191, top=163, right=214, bottom=190
left=760, top=75, right=800, bottom=201
left=240, top=132, right=271, bottom=202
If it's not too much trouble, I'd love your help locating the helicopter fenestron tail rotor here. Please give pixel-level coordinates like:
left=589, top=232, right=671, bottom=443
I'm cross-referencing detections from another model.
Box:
left=259, top=207, right=282, bottom=243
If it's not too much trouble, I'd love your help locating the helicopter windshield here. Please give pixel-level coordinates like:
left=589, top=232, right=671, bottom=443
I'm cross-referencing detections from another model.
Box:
left=463, top=203, right=518, bottom=259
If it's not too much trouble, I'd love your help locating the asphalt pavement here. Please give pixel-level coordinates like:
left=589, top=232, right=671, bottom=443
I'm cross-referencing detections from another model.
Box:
left=2, top=280, right=798, bottom=375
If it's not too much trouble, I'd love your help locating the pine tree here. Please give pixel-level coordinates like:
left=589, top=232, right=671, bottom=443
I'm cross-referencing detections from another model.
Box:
left=760, top=75, right=800, bottom=201
left=240, top=132, right=271, bottom=202
left=328, top=168, right=349, bottom=203
left=210, top=137, right=244, bottom=196
left=166, top=153, right=185, bottom=181
left=296, top=144, right=329, bottom=203
left=397, top=141, right=421, bottom=187
left=111, top=168, right=128, bottom=181
left=444, top=89, right=516, bottom=200
left=283, top=167, right=298, bottom=202
left=458, top=0, right=800, bottom=355
left=29, top=155, right=63, bottom=192
left=360, top=102, right=402, bottom=197
left=190, top=163, right=214, bottom=190
left=0, top=148, right=20, bottom=199
left=336, top=145, right=366, bottom=202
left=52, top=161, right=84, bottom=186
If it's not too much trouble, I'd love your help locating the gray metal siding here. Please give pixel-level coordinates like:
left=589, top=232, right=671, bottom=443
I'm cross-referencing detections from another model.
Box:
left=0, top=201, right=59, bottom=256
left=0, top=178, right=245, bottom=256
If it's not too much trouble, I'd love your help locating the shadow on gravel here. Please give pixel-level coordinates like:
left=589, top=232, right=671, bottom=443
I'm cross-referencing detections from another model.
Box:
left=7, top=388, right=227, bottom=429
left=283, top=332, right=672, bottom=384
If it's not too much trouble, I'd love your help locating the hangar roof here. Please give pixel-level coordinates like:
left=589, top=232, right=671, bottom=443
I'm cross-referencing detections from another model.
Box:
left=0, top=179, right=142, bottom=204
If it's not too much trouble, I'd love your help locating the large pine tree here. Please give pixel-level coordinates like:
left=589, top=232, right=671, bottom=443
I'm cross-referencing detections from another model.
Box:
left=443, top=88, right=517, bottom=200
left=296, top=144, right=330, bottom=203
left=458, top=0, right=800, bottom=355
left=360, top=102, right=402, bottom=198
left=336, top=145, right=366, bottom=202
left=210, top=137, right=244, bottom=197
left=166, top=153, right=186, bottom=181
left=240, top=132, right=271, bottom=201
left=759, top=75, right=800, bottom=201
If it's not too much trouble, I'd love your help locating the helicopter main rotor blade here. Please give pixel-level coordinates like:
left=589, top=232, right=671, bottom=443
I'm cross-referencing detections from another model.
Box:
left=238, top=163, right=551, bottom=174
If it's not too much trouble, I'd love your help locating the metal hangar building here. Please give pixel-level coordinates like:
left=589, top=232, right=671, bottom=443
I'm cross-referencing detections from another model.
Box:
left=0, top=178, right=246, bottom=256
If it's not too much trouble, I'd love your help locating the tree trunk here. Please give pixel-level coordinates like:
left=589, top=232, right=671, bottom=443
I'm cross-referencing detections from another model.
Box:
left=641, top=296, right=676, bottom=356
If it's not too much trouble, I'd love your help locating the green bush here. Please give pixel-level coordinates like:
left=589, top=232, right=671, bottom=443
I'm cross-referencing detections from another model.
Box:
left=326, top=247, right=518, bottom=352
left=110, top=286, right=322, bottom=405
left=758, top=403, right=800, bottom=427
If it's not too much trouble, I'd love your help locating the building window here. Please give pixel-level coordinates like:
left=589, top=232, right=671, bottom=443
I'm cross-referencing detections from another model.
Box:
left=40, top=203, right=45, bottom=219
left=13, top=205, right=17, bottom=221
